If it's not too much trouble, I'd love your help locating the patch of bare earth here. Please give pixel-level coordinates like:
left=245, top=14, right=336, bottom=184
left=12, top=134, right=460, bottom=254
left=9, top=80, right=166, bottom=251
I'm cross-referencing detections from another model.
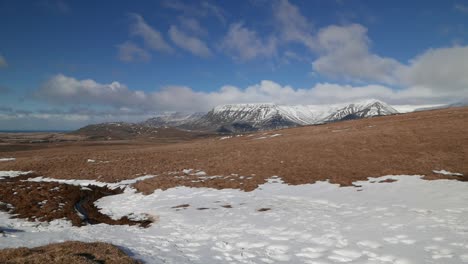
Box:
left=0, top=174, right=151, bottom=227
left=0, top=241, right=140, bottom=264
left=0, top=107, right=466, bottom=195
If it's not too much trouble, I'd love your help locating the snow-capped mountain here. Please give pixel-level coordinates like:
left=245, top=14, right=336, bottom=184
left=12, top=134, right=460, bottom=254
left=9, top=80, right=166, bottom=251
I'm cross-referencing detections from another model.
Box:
left=321, top=99, right=398, bottom=123
left=141, top=112, right=205, bottom=127
left=75, top=99, right=401, bottom=135
left=184, top=104, right=300, bottom=132
left=177, top=99, right=399, bottom=132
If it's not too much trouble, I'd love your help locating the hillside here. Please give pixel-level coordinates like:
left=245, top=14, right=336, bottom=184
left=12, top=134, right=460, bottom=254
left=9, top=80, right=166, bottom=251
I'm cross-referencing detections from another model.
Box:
left=72, top=122, right=211, bottom=141
left=1, top=107, right=467, bottom=264
left=2, top=107, right=466, bottom=189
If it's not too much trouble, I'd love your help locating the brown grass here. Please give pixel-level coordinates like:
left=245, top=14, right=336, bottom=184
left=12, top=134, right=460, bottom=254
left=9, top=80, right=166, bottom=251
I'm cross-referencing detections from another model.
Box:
left=0, top=241, right=140, bottom=264
left=0, top=107, right=466, bottom=194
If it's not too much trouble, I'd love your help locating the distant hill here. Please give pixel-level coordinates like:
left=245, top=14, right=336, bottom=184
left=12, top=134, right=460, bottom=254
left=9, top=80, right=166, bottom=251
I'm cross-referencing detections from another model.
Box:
left=72, top=122, right=210, bottom=141
left=141, top=112, right=205, bottom=128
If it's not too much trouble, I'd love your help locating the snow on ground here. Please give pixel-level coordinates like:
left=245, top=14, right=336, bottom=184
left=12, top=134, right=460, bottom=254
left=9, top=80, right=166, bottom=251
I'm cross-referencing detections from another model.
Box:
left=0, top=170, right=33, bottom=180
left=0, top=158, right=15, bottom=162
left=1, top=173, right=468, bottom=263
left=182, top=169, right=207, bottom=177
left=433, top=170, right=464, bottom=176
left=26, top=174, right=156, bottom=189
left=254, top=134, right=282, bottom=140
left=87, top=159, right=110, bottom=164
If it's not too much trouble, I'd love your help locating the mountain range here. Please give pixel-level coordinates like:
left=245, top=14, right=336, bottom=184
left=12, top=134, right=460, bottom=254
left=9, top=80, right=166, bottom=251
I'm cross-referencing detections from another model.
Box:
left=141, top=99, right=399, bottom=133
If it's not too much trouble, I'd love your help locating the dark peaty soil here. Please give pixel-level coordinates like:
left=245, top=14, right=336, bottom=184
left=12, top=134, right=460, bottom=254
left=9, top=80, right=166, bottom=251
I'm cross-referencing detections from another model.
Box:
left=0, top=241, right=140, bottom=264
left=0, top=173, right=151, bottom=227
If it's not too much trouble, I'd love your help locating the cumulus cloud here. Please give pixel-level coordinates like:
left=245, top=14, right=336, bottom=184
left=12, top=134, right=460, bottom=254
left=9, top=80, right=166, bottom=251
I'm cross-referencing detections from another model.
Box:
left=220, top=23, right=277, bottom=61
left=169, top=25, right=212, bottom=57
left=35, top=74, right=148, bottom=108
left=0, top=54, right=8, bottom=68
left=117, top=41, right=151, bottom=62
left=129, top=13, right=173, bottom=53
left=401, top=46, right=468, bottom=95
left=312, top=24, right=403, bottom=84
left=271, top=1, right=406, bottom=85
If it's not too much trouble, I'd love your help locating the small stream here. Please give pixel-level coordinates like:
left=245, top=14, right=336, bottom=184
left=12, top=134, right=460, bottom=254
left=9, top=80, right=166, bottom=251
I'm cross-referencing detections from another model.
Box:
left=74, top=196, right=97, bottom=225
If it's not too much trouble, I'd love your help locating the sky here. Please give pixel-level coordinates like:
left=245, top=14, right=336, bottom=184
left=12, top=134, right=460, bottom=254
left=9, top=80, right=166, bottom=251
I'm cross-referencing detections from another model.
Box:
left=0, top=0, right=468, bottom=130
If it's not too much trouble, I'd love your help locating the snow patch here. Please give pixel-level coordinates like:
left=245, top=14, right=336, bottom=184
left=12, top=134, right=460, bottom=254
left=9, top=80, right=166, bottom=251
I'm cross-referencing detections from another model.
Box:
left=0, top=170, right=32, bottom=180
left=433, top=170, right=463, bottom=176
left=254, top=134, right=282, bottom=140
left=1, top=173, right=468, bottom=264
left=26, top=174, right=156, bottom=189
left=0, top=158, right=15, bottom=162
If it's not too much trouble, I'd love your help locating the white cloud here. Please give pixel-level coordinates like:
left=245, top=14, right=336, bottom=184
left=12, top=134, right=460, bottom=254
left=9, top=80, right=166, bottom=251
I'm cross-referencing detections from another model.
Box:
left=34, top=73, right=464, bottom=116
left=272, top=0, right=315, bottom=49
left=312, top=24, right=403, bottom=84
left=201, top=1, right=226, bottom=24
left=220, top=23, right=277, bottom=61
left=401, top=46, right=468, bottom=95
left=0, top=54, right=8, bottom=68
left=178, top=16, right=207, bottom=36
left=269, top=1, right=405, bottom=85
left=117, top=41, right=151, bottom=62
left=35, top=74, right=148, bottom=108
left=169, top=25, right=212, bottom=57
left=129, top=13, right=173, bottom=53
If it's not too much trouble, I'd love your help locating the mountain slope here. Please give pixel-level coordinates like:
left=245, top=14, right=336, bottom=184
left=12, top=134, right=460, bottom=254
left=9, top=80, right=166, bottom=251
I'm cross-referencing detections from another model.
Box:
left=142, top=112, right=205, bottom=127
left=322, top=100, right=398, bottom=122
left=78, top=99, right=399, bottom=135
left=179, top=99, right=399, bottom=132
left=72, top=122, right=208, bottom=140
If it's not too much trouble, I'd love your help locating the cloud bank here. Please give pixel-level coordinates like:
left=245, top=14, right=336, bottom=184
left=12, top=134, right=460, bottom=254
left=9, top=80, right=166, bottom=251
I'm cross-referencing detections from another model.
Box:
left=34, top=42, right=468, bottom=114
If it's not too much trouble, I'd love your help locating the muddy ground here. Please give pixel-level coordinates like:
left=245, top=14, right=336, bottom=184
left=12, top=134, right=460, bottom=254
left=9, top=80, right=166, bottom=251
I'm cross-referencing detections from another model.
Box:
left=0, top=241, right=140, bottom=264
left=0, top=107, right=466, bottom=193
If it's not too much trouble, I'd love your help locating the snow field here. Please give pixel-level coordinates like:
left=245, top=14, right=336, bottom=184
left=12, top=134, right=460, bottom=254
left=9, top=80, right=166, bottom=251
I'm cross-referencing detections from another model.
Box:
left=0, top=172, right=468, bottom=263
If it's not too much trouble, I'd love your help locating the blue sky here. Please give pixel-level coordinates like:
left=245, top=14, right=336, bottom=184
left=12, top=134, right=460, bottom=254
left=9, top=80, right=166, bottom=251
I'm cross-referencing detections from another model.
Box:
left=1, top=0, right=468, bottom=130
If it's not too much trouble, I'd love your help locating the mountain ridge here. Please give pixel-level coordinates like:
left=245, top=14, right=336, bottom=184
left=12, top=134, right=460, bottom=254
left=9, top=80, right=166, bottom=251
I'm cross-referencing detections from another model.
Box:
left=153, top=99, right=400, bottom=133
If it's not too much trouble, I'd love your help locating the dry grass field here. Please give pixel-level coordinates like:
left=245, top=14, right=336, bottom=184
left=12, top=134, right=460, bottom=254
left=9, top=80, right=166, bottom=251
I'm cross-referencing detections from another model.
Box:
left=0, top=107, right=466, bottom=193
